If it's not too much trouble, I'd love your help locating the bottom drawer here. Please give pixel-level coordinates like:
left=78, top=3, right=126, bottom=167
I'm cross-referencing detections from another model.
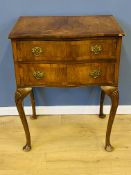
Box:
left=15, top=63, right=115, bottom=86
left=15, top=63, right=67, bottom=86
left=67, top=63, right=115, bottom=85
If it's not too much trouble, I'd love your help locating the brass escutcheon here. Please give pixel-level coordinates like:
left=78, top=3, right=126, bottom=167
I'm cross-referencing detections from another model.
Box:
left=91, top=45, right=102, bottom=54
left=33, top=71, right=45, bottom=80
left=89, top=69, right=101, bottom=79
left=32, top=47, right=42, bottom=56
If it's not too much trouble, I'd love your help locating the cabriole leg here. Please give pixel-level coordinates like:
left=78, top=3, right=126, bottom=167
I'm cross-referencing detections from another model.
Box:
left=99, top=89, right=106, bottom=118
left=15, top=87, right=32, bottom=152
left=30, top=89, right=37, bottom=120
left=101, top=86, right=119, bottom=152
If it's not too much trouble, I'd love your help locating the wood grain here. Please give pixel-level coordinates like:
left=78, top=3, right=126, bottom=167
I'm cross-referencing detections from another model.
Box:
left=67, top=63, right=115, bottom=85
left=9, top=16, right=124, bottom=39
left=14, top=38, right=117, bottom=62
left=9, top=16, right=124, bottom=151
left=0, top=115, right=131, bottom=175
left=15, top=63, right=67, bottom=86
left=15, top=63, right=115, bottom=86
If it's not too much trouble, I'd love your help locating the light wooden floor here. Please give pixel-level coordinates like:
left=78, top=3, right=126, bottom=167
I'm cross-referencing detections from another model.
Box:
left=0, top=114, right=131, bottom=175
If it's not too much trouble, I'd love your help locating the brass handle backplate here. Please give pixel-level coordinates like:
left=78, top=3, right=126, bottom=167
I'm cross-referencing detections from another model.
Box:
left=32, top=47, right=42, bottom=56
left=91, top=45, right=102, bottom=54
left=33, top=71, right=45, bottom=80
left=89, top=70, right=101, bottom=79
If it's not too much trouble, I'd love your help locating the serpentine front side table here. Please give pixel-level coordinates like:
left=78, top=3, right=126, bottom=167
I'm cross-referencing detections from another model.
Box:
left=9, top=16, right=124, bottom=152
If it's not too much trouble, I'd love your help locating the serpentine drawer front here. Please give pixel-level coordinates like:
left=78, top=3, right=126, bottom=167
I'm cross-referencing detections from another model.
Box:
left=14, top=38, right=117, bottom=62
left=9, top=16, right=124, bottom=152
left=15, top=63, right=115, bottom=86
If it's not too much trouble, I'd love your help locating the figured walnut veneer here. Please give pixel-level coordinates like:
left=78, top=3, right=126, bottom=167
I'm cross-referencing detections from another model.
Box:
left=9, top=16, right=124, bottom=152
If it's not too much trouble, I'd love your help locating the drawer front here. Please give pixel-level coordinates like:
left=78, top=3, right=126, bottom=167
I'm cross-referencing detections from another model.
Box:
left=67, top=63, right=115, bottom=85
left=15, top=38, right=117, bottom=62
left=15, top=63, right=67, bottom=86
left=15, top=63, right=115, bottom=86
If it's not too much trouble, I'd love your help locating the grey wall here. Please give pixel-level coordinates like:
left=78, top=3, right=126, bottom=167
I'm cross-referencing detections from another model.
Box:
left=0, top=0, right=131, bottom=107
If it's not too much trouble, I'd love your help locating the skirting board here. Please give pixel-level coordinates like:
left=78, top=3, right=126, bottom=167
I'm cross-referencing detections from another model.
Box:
left=0, top=105, right=131, bottom=116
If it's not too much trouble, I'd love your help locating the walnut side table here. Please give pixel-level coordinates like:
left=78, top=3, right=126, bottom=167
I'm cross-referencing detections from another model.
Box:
left=9, top=16, right=124, bottom=152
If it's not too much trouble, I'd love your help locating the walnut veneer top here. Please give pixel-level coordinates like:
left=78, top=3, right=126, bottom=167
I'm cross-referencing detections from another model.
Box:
left=9, top=16, right=124, bottom=39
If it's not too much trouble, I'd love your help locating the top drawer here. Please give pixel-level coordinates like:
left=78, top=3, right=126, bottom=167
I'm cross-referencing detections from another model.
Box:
left=14, top=38, right=117, bottom=62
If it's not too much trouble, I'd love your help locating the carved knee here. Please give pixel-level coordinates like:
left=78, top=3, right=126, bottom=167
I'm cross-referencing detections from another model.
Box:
left=15, top=88, right=32, bottom=105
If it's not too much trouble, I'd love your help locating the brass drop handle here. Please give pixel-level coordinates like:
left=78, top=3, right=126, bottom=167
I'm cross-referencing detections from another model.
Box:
left=33, top=71, right=45, bottom=80
left=89, top=69, right=101, bottom=79
left=91, top=45, right=102, bottom=54
left=32, top=47, right=42, bottom=56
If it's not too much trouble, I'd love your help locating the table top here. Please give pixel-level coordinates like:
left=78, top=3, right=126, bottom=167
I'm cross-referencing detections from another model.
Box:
left=9, top=15, right=124, bottom=39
